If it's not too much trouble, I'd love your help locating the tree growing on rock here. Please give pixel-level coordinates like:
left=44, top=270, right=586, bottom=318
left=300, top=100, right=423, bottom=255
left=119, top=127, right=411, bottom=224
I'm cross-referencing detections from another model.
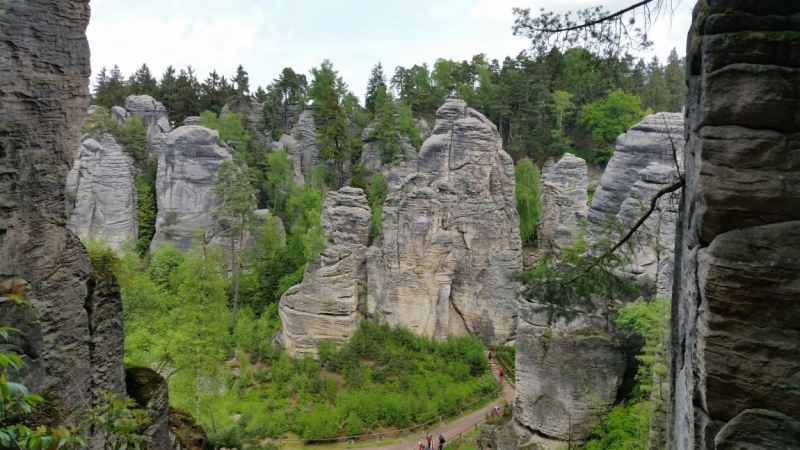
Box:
left=365, top=62, right=387, bottom=114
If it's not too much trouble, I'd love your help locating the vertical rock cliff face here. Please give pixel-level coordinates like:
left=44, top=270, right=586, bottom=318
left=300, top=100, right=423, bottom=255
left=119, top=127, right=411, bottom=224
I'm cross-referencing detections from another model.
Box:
left=124, top=95, right=171, bottom=149
left=279, top=110, right=320, bottom=185
left=537, top=153, right=589, bottom=254
left=221, top=97, right=267, bottom=143
left=279, top=187, right=372, bottom=357
left=589, top=113, right=683, bottom=225
left=150, top=126, right=232, bottom=252
left=280, top=100, right=521, bottom=356
left=66, top=134, right=138, bottom=252
left=369, top=100, right=522, bottom=343
left=0, top=0, right=126, bottom=423
left=668, top=2, right=800, bottom=449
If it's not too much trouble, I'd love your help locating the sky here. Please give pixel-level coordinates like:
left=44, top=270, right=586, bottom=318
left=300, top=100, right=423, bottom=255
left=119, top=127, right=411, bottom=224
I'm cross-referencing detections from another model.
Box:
left=87, top=0, right=695, bottom=101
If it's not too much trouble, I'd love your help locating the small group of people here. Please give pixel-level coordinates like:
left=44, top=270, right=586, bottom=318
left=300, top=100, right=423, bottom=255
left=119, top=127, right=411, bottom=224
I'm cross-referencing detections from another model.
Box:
left=487, top=351, right=504, bottom=380
left=418, top=433, right=445, bottom=450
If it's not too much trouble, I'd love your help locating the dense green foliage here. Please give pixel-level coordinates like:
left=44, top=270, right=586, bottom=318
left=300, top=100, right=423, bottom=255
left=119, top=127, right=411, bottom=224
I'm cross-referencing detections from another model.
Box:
left=210, top=319, right=498, bottom=446
left=134, top=157, right=158, bottom=255
left=579, top=89, right=649, bottom=144
left=81, top=107, right=148, bottom=161
left=367, top=172, right=389, bottom=237
left=514, top=158, right=541, bottom=245
left=198, top=111, right=252, bottom=153
left=585, top=298, right=671, bottom=449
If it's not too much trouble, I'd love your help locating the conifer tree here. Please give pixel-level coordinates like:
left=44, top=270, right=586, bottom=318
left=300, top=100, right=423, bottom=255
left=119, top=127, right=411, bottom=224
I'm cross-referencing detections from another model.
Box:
left=365, top=62, right=387, bottom=114
left=200, top=70, right=228, bottom=115
left=233, top=64, right=250, bottom=99
left=664, top=48, right=686, bottom=112
left=158, top=65, right=178, bottom=122
left=172, top=66, right=200, bottom=124
left=310, top=60, right=351, bottom=187
left=93, top=67, right=110, bottom=106
left=128, top=63, right=158, bottom=98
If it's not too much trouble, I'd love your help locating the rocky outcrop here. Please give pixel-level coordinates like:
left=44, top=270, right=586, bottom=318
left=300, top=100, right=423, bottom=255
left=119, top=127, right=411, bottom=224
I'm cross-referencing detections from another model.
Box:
left=616, top=162, right=680, bottom=299
left=0, top=0, right=129, bottom=424
left=125, top=95, right=171, bottom=145
left=150, top=126, right=232, bottom=252
left=537, top=153, right=589, bottom=254
left=359, top=118, right=429, bottom=172
left=279, top=109, right=320, bottom=185
left=278, top=187, right=371, bottom=357
left=169, top=407, right=208, bottom=450
left=511, top=305, right=625, bottom=448
left=668, top=2, right=800, bottom=449
left=368, top=100, right=521, bottom=343
left=66, top=134, right=138, bottom=252
left=126, top=366, right=171, bottom=450
left=221, top=96, right=267, bottom=143
left=589, top=112, right=683, bottom=225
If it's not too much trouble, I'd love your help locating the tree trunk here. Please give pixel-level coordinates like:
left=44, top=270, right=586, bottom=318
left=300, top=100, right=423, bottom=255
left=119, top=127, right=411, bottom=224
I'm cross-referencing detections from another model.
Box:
left=230, top=221, right=246, bottom=331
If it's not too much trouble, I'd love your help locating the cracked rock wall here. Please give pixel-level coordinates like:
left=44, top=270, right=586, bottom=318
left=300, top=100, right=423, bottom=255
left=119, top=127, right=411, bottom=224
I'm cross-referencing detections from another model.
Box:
left=667, top=1, right=800, bottom=449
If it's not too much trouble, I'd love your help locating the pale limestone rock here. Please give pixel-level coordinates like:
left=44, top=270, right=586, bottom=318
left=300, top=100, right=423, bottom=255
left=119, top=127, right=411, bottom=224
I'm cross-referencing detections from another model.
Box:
left=66, top=134, right=138, bottom=252
left=537, top=153, right=589, bottom=254
left=150, top=126, right=232, bottom=252
left=369, top=100, right=522, bottom=343
left=279, top=188, right=371, bottom=357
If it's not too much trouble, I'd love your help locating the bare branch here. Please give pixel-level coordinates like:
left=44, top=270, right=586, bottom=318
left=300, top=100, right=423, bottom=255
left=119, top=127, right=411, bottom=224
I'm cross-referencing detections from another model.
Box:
left=529, top=0, right=655, bottom=33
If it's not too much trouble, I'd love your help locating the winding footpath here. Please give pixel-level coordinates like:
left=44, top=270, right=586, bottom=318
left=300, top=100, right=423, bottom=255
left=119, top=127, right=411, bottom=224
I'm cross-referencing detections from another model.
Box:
left=357, top=360, right=515, bottom=450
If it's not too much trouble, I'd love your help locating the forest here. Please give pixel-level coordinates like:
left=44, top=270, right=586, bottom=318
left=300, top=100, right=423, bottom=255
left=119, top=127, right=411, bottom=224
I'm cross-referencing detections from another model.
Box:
left=72, top=45, right=685, bottom=448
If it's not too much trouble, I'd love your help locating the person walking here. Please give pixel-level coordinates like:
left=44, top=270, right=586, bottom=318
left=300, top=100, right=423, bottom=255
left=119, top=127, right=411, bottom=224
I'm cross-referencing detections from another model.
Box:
left=419, top=439, right=425, bottom=450
left=438, top=434, right=445, bottom=450
left=427, top=433, right=433, bottom=450
left=499, top=367, right=504, bottom=380
left=487, top=350, right=493, bottom=362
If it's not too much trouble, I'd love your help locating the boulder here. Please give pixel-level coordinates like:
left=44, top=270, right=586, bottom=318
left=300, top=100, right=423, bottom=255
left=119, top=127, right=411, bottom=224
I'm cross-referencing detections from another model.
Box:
left=368, top=100, right=522, bottom=343
left=668, top=2, right=800, bottom=448
left=537, top=153, right=589, bottom=254
left=278, top=187, right=371, bottom=357
left=221, top=96, right=268, bottom=143
left=66, top=134, right=138, bottom=252
left=150, top=125, right=232, bottom=252
left=0, top=0, right=127, bottom=424
left=588, top=112, right=683, bottom=225
left=169, top=407, right=208, bottom=450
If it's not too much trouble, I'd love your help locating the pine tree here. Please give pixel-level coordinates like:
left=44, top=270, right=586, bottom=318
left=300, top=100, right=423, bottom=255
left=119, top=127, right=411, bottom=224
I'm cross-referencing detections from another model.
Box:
left=128, top=63, right=158, bottom=98
left=212, top=158, right=257, bottom=331
left=158, top=65, right=178, bottom=122
left=233, top=64, right=250, bottom=99
left=664, top=48, right=686, bottom=113
left=200, top=70, right=228, bottom=115
left=365, top=62, right=387, bottom=114
left=310, top=60, right=351, bottom=187
left=642, top=56, right=669, bottom=112
left=172, top=66, right=200, bottom=124
left=99, top=65, right=127, bottom=108
left=93, top=67, right=110, bottom=106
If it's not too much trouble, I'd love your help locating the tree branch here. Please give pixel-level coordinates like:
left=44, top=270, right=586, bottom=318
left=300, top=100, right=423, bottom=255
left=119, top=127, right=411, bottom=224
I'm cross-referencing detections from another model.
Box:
left=527, top=0, right=655, bottom=33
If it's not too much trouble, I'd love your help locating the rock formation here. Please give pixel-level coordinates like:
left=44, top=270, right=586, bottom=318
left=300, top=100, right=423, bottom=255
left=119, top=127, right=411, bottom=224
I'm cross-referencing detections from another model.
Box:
left=126, top=366, right=171, bottom=450
left=668, top=2, right=800, bottom=448
left=589, top=112, right=683, bottom=225
left=221, top=96, right=267, bottom=143
left=66, top=134, right=138, bottom=252
left=368, top=100, right=522, bottom=343
left=279, top=109, right=320, bottom=185
left=125, top=95, right=171, bottom=147
left=358, top=118, right=429, bottom=172
left=150, top=126, right=233, bottom=252
left=0, top=0, right=128, bottom=429
left=280, top=100, right=522, bottom=356
left=537, top=153, right=589, bottom=254
left=278, top=187, right=371, bottom=357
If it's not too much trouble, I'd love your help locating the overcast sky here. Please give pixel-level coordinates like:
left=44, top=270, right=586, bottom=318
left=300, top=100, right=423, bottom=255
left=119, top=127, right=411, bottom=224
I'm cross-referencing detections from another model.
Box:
left=88, top=0, right=694, bottom=100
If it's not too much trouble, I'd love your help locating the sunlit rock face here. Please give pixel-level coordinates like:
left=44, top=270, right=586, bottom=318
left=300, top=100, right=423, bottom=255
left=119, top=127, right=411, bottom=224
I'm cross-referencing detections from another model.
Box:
left=669, top=2, right=800, bottom=449
left=66, top=134, right=138, bottom=252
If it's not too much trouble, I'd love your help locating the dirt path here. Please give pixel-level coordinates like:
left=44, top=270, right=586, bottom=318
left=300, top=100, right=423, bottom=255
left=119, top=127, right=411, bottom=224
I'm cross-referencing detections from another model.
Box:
left=356, top=361, right=515, bottom=450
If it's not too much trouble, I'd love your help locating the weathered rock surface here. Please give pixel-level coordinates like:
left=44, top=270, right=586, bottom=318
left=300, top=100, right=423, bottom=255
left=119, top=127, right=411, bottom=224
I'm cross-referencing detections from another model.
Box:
left=537, top=153, right=588, bottom=254
left=589, top=112, right=683, bottom=225
left=169, top=407, right=208, bottom=450
left=0, top=0, right=126, bottom=425
left=126, top=366, right=171, bottom=450
left=279, top=187, right=371, bottom=357
left=359, top=118, right=428, bottom=172
left=616, top=162, right=681, bottom=299
left=513, top=305, right=625, bottom=447
left=125, top=95, right=171, bottom=144
left=221, top=96, right=267, bottom=143
left=668, top=2, right=800, bottom=449
left=368, top=100, right=522, bottom=343
left=280, top=109, right=320, bottom=185
left=150, top=126, right=232, bottom=252
left=66, top=134, right=138, bottom=252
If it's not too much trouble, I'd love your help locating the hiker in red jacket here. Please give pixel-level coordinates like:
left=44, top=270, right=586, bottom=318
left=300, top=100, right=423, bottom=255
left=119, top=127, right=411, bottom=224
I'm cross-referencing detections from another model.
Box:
left=499, top=367, right=504, bottom=380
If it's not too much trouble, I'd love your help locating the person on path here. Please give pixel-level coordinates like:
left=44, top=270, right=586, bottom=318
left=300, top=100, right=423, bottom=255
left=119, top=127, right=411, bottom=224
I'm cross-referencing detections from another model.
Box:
left=499, top=367, right=504, bottom=380
left=427, top=433, right=433, bottom=450
left=438, top=434, right=445, bottom=450
left=488, top=350, right=493, bottom=361
left=419, top=439, right=424, bottom=450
